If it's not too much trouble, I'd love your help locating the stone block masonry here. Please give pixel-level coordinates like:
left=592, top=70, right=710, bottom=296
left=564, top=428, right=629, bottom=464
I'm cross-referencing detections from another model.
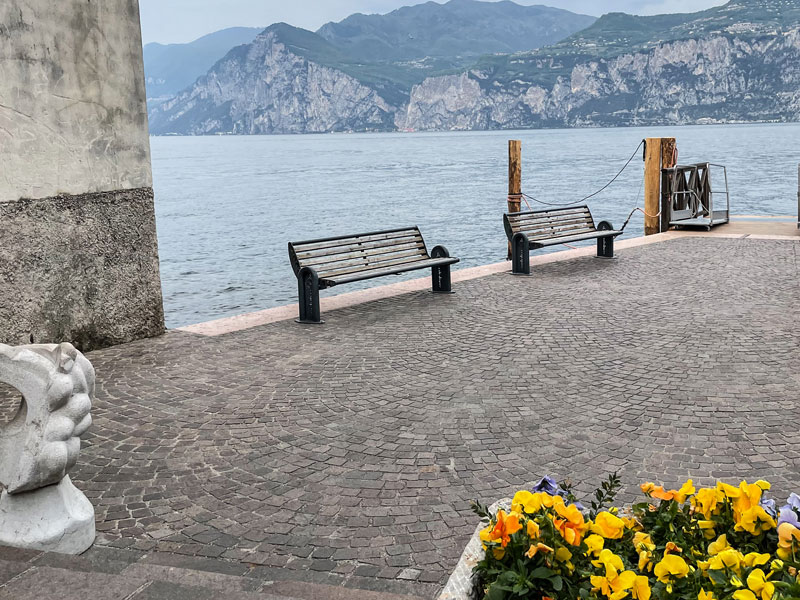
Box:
left=0, top=0, right=165, bottom=350
left=0, top=189, right=164, bottom=349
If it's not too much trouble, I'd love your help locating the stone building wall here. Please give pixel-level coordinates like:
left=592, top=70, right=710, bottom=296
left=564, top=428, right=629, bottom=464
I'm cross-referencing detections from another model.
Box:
left=0, top=0, right=165, bottom=350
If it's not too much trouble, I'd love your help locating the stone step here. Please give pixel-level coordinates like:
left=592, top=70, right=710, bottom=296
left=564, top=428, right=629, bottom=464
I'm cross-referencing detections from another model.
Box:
left=0, top=545, right=432, bottom=600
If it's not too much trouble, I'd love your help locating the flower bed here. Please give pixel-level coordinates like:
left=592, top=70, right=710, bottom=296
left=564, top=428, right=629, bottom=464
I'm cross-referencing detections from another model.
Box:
left=463, top=476, right=800, bottom=600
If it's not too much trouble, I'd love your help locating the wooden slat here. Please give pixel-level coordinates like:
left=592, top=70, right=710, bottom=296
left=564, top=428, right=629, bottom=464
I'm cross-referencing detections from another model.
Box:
left=526, top=228, right=596, bottom=241
left=518, top=222, right=595, bottom=237
left=509, top=210, right=590, bottom=223
left=318, top=253, right=431, bottom=280
left=324, top=257, right=456, bottom=286
left=298, top=240, right=426, bottom=265
left=310, top=247, right=427, bottom=275
left=531, top=230, right=619, bottom=247
left=510, top=216, right=592, bottom=231
left=509, top=208, right=589, bottom=220
left=292, top=229, right=420, bottom=253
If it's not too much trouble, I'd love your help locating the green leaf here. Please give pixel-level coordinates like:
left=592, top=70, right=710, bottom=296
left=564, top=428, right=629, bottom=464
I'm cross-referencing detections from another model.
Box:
left=486, top=582, right=507, bottom=600
left=529, top=567, right=554, bottom=580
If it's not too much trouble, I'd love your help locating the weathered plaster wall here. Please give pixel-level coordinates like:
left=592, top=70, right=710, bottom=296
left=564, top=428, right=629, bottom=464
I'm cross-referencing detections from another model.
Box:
left=0, top=1, right=152, bottom=201
left=0, top=0, right=165, bottom=350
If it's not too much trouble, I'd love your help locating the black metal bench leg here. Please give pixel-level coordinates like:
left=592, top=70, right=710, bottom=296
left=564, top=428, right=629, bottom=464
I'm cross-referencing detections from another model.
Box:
left=511, top=233, right=530, bottom=275
left=432, top=264, right=452, bottom=293
left=296, top=267, right=323, bottom=324
left=597, top=236, right=615, bottom=259
left=430, top=245, right=454, bottom=294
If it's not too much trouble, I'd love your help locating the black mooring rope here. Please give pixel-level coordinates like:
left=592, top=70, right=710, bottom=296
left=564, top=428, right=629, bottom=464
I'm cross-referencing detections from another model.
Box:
left=520, top=139, right=646, bottom=209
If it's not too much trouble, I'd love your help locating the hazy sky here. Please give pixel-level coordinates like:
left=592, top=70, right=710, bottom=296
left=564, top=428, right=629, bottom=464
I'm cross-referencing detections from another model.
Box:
left=139, top=0, right=728, bottom=45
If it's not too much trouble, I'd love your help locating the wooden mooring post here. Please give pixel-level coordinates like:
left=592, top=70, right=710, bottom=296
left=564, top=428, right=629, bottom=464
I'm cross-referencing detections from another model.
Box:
left=508, top=140, right=522, bottom=257
left=644, top=137, right=677, bottom=235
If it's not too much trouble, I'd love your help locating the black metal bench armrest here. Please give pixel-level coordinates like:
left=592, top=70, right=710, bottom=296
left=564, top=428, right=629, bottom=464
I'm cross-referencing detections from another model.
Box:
left=597, top=220, right=615, bottom=231
left=431, top=245, right=451, bottom=259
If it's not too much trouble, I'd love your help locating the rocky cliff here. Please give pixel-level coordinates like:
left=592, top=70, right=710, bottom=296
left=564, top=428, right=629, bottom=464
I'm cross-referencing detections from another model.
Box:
left=148, top=29, right=395, bottom=135
left=149, top=0, right=800, bottom=135
left=398, top=29, right=800, bottom=130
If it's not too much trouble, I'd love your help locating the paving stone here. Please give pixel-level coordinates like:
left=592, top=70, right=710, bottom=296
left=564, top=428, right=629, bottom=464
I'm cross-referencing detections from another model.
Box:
left=0, top=559, right=31, bottom=585
left=32, top=546, right=143, bottom=575
left=121, top=563, right=261, bottom=592
left=140, top=551, right=250, bottom=576
left=0, top=566, right=146, bottom=600
left=0, top=546, right=41, bottom=563
left=44, top=236, right=800, bottom=597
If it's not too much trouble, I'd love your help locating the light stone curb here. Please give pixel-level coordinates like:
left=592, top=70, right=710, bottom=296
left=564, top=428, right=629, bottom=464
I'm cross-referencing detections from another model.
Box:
left=438, top=499, right=510, bottom=600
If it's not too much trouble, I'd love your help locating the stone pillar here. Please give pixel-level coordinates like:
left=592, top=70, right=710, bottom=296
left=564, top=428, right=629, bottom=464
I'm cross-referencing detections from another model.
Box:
left=0, top=0, right=165, bottom=351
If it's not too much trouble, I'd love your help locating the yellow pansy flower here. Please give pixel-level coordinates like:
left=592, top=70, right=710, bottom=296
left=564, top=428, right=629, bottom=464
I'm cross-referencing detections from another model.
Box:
left=526, top=519, right=540, bottom=539
left=641, top=482, right=674, bottom=502
left=698, top=520, right=717, bottom=539
left=777, top=522, right=800, bottom=560
left=483, top=510, right=522, bottom=548
left=553, top=501, right=589, bottom=546
left=733, top=592, right=757, bottom=600
left=708, top=534, right=731, bottom=556
left=743, top=553, right=771, bottom=568
left=632, top=532, right=655, bottom=552
left=735, top=506, right=777, bottom=535
left=664, top=542, right=682, bottom=555
left=555, top=546, right=573, bottom=563
left=585, top=534, right=605, bottom=557
left=746, top=569, right=775, bottom=600
left=654, top=554, right=690, bottom=584
left=526, top=542, right=553, bottom=559
left=699, top=589, right=715, bottom=600
left=631, top=575, right=650, bottom=600
left=693, top=487, right=724, bottom=519
left=672, top=479, right=696, bottom=504
left=717, top=481, right=741, bottom=499
left=593, top=511, right=626, bottom=539
left=733, top=481, right=768, bottom=520
left=591, top=550, right=638, bottom=600
left=632, top=532, right=655, bottom=572
left=512, top=490, right=541, bottom=514
left=622, top=517, right=640, bottom=531
left=708, top=548, right=744, bottom=573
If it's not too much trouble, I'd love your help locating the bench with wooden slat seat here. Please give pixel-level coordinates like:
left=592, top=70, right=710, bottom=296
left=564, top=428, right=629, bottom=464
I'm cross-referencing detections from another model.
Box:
left=503, top=205, right=622, bottom=275
left=288, top=227, right=459, bottom=323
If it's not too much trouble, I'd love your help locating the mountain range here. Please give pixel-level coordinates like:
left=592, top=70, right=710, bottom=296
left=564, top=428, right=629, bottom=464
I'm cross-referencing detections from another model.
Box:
left=145, top=0, right=800, bottom=135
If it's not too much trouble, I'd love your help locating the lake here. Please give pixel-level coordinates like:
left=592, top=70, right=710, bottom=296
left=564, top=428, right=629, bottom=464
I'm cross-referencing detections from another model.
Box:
left=151, top=123, right=800, bottom=328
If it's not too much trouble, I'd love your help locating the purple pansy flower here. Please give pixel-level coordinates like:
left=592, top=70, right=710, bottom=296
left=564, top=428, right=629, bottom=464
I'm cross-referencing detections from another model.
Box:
left=533, top=475, right=585, bottom=511
left=760, top=497, right=777, bottom=518
left=778, top=493, right=800, bottom=528
left=533, top=476, right=562, bottom=496
left=778, top=505, right=800, bottom=529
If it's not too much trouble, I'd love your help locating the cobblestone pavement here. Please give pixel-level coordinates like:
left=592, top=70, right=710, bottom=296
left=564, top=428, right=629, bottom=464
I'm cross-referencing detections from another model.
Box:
left=47, top=237, right=800, bottom=596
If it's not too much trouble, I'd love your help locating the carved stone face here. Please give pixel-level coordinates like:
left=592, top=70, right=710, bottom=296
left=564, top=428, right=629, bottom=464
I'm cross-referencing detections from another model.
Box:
left=0, top=343, right=94, bottom=494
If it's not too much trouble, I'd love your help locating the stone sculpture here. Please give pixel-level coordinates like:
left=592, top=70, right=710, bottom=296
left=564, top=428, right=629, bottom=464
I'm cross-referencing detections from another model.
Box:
left=0, top=343, right=95, bottom=554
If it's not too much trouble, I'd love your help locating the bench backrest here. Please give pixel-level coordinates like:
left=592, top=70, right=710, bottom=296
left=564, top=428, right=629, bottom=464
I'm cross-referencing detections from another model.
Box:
left=504, top=206, right=596, bottom=242
left=289, top=227, right=429, bottom=280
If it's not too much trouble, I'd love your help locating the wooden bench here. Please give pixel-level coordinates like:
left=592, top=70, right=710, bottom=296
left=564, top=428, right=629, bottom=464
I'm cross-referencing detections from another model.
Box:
left=503, top=206, right=622, bottom=275
left=288, top=227, right=459, bottom=323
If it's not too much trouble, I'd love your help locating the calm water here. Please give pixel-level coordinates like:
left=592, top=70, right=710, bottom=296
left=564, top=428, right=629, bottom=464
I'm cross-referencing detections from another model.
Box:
left=152, top=123, right=800, bottom=328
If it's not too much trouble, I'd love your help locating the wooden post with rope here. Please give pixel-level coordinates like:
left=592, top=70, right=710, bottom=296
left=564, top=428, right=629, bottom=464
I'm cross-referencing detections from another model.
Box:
left=508, top=140, right=522, bottom=258
left=660, top=138, right=677, bottom=233
left=644, top=137, right=677, bottom=235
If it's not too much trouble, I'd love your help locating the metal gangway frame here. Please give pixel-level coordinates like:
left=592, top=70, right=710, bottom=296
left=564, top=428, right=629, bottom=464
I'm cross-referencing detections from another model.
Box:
left=663, top=162, right=730, bottom=230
